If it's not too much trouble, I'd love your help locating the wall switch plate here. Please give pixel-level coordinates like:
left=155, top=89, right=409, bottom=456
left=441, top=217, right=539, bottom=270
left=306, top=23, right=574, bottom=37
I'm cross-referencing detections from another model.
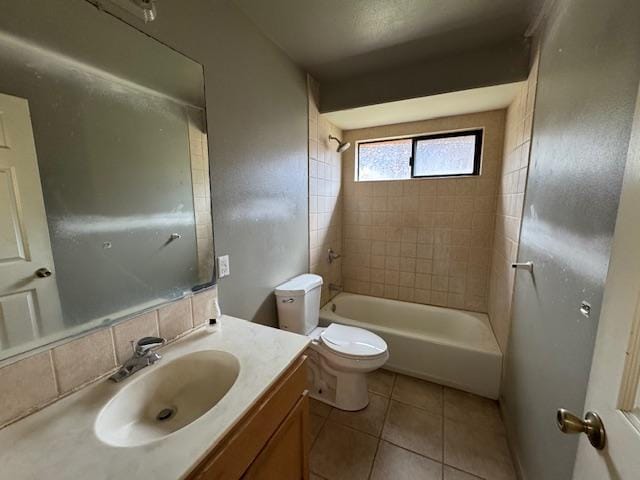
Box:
left=217, top=255, right=230, bottom=278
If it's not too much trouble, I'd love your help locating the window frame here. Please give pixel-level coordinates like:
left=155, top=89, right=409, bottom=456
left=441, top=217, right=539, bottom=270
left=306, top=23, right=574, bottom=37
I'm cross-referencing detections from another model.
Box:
left=356, top=128, right=483, bottom=181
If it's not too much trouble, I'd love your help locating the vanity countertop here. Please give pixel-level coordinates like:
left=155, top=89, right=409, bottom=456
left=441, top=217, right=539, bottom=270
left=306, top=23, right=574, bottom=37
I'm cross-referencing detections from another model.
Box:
left=0, top=315, right=310, bottom=479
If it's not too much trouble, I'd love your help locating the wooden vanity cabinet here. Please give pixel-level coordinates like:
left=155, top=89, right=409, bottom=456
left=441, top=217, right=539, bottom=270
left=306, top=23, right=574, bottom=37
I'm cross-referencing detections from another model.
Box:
left=187, top=355, right=310, bottom=480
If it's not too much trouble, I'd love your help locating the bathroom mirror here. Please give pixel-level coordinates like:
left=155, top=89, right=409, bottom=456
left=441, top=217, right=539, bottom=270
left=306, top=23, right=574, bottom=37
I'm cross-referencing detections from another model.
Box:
left=0, top=0, right=213, bottom=360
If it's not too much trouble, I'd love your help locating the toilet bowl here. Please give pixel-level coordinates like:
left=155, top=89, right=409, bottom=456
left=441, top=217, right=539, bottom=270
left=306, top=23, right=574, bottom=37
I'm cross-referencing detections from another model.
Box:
left=275, top=274, right=388, bottom=411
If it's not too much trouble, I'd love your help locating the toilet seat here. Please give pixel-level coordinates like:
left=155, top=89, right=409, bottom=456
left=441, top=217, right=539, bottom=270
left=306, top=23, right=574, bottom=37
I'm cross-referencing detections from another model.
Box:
left=319, top=324, right=387, bottom=360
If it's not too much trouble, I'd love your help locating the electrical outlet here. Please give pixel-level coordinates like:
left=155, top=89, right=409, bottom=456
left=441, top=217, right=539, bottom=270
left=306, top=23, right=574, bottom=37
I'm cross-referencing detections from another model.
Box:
left=217, top=255, right=230, bottom=278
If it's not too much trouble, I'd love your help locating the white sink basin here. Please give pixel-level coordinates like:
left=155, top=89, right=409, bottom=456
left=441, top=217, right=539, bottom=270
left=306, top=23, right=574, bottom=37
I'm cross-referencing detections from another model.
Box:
left=95, top=350, right=240, bottom=447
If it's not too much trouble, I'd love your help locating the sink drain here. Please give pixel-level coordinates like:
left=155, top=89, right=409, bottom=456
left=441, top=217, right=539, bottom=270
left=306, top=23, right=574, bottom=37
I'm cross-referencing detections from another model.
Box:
left=156, top=407, right=177, bottom=422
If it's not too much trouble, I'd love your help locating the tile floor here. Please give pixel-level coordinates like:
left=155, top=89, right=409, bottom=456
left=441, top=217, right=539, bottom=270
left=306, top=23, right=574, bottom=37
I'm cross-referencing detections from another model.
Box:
left=309, top=370, right=516, bottom=480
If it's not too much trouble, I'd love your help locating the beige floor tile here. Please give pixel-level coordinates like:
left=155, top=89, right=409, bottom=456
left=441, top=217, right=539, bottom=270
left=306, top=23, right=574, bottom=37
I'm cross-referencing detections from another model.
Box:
left=328, top=393, right=389, bottom=436
left=310, top=413, right=326, bottom=446
left=370, top=441, right=442, bottom=480
left=382, top=400, right=443, bottom=461
left=444, top=387, right=504, bottom=434
left=444, top=417, right=516, bottom=480
left=310, top=397, right=332, bottom=418
left=392, top=374, right=443, bottom=414
left=310, top=421, right=378, bottom=480
left=444, top=466, right=483, bottom=479
left=368, top=369, right=396, bottom=397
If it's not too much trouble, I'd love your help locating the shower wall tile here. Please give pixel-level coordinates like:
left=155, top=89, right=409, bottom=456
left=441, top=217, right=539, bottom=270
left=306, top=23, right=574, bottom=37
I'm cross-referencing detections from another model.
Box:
left=341, top=110, right=506, bottom=313
left=488, top=52, right=540, bottom=352
left=308, top=76, right=342, bottom=305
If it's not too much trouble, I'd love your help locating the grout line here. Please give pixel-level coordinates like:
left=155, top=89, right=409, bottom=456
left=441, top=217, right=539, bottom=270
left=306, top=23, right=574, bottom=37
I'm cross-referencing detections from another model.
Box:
left=309, top=413, right=328, bottom=451
left=366, top=438, right=382, bottom=480
left=443, top=464, right=486, bottom=480
left=441, top=383, right=445, bottom=480
left=321, top=417, right=378, bottom=440
left=388, top=396, right=444, bottom=416
left=381, top=438, right=444, bottom=467
left=366, top=373, right=396, bottom=480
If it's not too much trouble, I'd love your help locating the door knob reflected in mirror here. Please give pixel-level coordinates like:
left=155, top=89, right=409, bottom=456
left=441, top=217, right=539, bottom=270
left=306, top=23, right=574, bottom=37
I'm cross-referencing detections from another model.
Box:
left=557, top=408, right=606, bottom=450
left=35, top=267, right=52, bottom=278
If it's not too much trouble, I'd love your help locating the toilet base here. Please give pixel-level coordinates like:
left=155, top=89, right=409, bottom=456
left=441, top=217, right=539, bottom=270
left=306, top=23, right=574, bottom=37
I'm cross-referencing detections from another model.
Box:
left=305, top=347, right=386, bottom=411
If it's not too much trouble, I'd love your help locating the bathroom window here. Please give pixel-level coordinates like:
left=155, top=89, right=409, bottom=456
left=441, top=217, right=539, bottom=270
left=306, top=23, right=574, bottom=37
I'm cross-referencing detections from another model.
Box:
left=357, top=129, right=483, bottom=181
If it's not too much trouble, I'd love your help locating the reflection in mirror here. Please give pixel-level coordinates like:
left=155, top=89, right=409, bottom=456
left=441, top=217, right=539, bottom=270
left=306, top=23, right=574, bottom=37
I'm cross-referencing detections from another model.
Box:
left=0, top=0, right=213, bottom=361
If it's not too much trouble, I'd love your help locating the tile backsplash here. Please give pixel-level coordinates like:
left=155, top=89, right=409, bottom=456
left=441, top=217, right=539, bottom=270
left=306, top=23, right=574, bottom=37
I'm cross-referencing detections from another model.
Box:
left=0, top=287, right=217, bottom=429
left=341, top=110, right=506, bottom=312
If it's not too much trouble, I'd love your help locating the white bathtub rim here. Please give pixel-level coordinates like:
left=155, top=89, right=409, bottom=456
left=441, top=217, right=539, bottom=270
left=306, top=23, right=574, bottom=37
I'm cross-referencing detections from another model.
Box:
left=320, top=310, right=500, bottom=357
left=319, top=296, right=501, bottom=356
left=325, top=292, right=491, bottom=323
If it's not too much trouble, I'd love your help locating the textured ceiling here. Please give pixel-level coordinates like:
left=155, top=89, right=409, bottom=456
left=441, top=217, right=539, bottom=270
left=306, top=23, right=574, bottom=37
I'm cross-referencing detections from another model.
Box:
left=233, top=0, right=542, bottom=81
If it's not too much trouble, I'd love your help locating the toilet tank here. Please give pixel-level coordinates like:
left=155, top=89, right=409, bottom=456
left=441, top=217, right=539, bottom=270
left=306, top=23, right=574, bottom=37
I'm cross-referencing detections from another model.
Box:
left=275, top=274, right=323, bottom=335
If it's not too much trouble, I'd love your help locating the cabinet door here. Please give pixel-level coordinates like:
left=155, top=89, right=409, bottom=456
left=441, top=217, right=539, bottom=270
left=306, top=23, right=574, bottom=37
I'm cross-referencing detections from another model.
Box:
left=243, top=392, right=310, bottom=480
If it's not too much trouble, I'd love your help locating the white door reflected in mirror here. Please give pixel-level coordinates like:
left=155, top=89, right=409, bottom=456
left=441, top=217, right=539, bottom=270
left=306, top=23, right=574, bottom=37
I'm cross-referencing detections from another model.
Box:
left=0, top=93, right=63, bottom=355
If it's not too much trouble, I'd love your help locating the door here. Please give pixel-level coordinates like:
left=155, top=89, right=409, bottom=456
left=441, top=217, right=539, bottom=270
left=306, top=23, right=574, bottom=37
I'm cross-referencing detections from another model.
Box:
left=0, top=92, right=62, bottom=355
left=500, top=0, right=640, bottom=477
left=571, top=87, right=640, bottom=479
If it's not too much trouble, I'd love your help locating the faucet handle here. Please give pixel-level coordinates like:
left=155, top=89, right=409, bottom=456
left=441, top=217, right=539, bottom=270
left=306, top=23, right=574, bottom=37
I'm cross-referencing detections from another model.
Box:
left=134, top=336, right=166, bottom=355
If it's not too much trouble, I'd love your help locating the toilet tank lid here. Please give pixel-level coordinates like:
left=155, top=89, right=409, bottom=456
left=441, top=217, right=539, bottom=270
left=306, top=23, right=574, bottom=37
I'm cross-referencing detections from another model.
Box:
left=275, top=274, right=323, bottom=296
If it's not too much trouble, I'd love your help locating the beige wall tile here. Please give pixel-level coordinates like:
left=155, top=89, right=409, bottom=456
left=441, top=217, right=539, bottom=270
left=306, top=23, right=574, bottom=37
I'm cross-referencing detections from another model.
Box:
left=52, top=329, right=116, bottom=394
left=0, top=352, right=58, bottom=427
left=158, top=298, right=194, bottom=340
left=487, top=51, right=539, bottom=353
left=112, top=310, right=159, bottom=364
left=341, top=110, right=505, bottom=313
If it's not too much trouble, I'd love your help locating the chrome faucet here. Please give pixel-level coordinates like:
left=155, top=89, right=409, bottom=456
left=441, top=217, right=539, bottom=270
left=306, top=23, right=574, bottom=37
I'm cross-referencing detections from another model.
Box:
left=109, top=336, right=166, bottom=382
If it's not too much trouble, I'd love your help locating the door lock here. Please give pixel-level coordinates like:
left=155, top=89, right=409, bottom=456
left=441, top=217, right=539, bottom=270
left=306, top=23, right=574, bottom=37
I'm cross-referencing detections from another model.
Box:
left=557, top=408, right=606, bottom=450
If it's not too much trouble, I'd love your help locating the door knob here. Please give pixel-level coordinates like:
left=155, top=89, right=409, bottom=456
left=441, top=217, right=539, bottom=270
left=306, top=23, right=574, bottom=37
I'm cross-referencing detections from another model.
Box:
left=35, top=267, right=52, bottom=278
left=557, top=408, right=606, bottom=450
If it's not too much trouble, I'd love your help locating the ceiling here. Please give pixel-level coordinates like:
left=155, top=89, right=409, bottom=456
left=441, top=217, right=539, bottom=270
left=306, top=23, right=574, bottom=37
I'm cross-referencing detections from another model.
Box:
left=233, top=0, right=543, bottom=82
left=323, top=82, right=524, bottom=130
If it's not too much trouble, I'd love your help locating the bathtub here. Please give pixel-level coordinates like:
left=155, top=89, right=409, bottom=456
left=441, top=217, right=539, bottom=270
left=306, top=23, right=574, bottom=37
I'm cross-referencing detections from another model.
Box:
left=319, top=293, right=502, bottom=399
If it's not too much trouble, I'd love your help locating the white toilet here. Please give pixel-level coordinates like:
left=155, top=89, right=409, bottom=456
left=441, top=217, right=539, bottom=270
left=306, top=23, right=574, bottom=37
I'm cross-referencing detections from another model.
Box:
left=275, top=274, right=388, bottom=411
